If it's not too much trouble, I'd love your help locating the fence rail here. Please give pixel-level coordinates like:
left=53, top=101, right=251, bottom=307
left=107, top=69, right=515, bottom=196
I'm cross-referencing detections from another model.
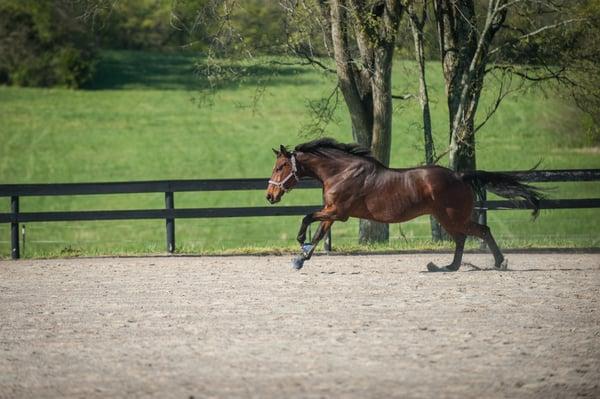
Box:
left=2, top=169, right=599, bottom=259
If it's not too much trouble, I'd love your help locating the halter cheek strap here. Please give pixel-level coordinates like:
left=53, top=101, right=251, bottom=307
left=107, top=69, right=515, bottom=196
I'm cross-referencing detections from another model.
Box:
left=268, top=154, right=299, bottom=192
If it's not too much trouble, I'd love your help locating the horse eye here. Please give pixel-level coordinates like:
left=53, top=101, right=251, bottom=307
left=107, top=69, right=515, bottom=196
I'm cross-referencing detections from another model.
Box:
left=276, top=166, right=283, bottom=171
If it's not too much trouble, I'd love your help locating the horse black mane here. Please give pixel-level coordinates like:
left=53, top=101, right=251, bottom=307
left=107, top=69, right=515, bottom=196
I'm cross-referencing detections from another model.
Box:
left=294, top=138, right=378, bottom=162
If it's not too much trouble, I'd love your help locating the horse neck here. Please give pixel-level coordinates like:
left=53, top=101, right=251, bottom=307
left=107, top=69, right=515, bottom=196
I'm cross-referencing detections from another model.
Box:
left=295, top=152, right=358, bottom=183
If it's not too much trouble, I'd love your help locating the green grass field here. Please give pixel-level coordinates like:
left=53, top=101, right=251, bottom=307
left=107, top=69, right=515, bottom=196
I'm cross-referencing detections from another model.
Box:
left=1, top=50, right=599, bottom=258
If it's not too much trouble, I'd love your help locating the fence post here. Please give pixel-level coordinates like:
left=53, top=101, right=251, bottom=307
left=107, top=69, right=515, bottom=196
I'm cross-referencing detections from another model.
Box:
left=165, top=192, right=175, bottom=253
left=478, top=189, right=488, bottom=250
left=10, top=196, right=19, bottom=260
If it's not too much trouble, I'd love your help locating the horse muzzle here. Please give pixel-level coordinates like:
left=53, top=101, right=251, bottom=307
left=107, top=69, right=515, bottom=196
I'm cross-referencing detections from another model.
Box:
left=266, top=193, right=281, bottom=204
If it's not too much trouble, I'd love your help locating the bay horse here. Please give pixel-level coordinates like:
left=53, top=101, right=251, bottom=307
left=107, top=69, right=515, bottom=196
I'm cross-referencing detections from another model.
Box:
left=266, top=138, right=543, bottom=271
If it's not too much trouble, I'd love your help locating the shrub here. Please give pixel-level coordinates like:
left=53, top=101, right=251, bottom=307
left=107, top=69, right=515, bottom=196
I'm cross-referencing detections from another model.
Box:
left=0, top=1, right=97, bottom=88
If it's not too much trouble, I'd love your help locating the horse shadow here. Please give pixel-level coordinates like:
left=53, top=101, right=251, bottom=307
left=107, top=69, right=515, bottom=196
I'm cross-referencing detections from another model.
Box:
left=419, top=262, right=592, bottom=273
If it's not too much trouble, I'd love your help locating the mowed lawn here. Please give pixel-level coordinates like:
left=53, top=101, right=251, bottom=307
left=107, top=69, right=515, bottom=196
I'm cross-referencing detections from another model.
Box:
left=1, top=50, right=599, bottom=258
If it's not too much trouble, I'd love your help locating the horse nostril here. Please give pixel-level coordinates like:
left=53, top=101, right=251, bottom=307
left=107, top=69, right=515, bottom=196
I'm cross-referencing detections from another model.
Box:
left=266, top=194, right=272, bottom=202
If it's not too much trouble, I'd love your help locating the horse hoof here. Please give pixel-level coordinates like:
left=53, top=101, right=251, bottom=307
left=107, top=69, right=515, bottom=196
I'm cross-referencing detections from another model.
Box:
left=495, top=259, right=508, bottom=271
left=427, top=262, right=447, bottom=272
left=291, top=256, right=305, bottom=270
left=427, top=262, right=457, bottom=272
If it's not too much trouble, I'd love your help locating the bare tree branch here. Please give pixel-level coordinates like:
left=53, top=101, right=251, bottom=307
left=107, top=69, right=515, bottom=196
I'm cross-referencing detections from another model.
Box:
left=485, top=64, right=567, bottom=82
left=432, top=146, right=452, bottom=165
left=294, top=50, right=337, bottom=73
left=474, top=68, right=523, bottom=134
left=268, top=57, right=335, bottom=73
left=391, top=93, right=415, bottom=100
left=489, top=18, right=586, bottom=57
left=300, top=83, right=341, bottom=137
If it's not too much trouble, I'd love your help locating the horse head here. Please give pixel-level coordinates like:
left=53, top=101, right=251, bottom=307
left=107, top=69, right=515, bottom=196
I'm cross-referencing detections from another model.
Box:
left=266, top=145, right=299, bottom=204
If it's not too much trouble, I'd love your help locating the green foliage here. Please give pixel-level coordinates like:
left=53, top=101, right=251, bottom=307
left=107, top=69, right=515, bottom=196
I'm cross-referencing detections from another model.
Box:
left=502, top=0, right=600, bottom=145
left=85, top=0, right=288, bottom=54
left=93, top=0, right=182, bottom=50
left=562, top=1, right=600, bottom=145
left=52, top=46, right=97, bottom=88
left=199, top=0, right=286, bottom=54
left=230, top=0, right=287, bottom=54
left=0, top=0, right=97, bottom=88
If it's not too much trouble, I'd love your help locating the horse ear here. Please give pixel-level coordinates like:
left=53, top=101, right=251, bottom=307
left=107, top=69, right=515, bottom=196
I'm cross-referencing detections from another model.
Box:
left=279, top=145, right=290, bottom=157
left=272, top=148, right=279, bottom=156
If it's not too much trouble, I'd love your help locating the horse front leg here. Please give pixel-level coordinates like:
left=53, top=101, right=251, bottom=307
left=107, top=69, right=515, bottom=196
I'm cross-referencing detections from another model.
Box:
left=296, top=214, right=315, bottom=245
left=291, top=206, right=341, bottom=270
left=292, top=220, right=334, bottom=270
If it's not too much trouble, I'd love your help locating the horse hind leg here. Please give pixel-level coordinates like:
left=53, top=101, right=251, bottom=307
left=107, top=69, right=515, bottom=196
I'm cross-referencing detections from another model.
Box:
left=427, top=207, right=468, bottom=272
left=465, top=222, right=507, bottom=270
left=427, top=233, right=466, bottom=272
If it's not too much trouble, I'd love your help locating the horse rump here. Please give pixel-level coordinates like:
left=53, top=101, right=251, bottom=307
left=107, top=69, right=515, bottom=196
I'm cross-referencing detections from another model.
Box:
left=461, top=170, right=545, bottom=218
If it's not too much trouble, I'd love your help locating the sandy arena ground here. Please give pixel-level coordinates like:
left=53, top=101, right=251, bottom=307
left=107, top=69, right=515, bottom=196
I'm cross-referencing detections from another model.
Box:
left=0, top=253, right=599, bottom=398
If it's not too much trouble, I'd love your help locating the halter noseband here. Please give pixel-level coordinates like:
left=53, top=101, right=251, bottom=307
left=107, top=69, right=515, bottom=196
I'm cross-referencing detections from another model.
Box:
left=268, top=154, right=299, bottom=193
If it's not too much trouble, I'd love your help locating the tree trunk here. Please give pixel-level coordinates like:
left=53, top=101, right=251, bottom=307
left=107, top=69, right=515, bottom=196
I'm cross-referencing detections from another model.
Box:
left=328, top=0, right=403, bottom=244
left=434, top=0, right=478, bottom=174
left=449, top=120, right=476, bottom=172
left=358, top=34, right=395, bottom=244
left=409, top=2, right=443, bottom=241
left=435, top=0, right=506, bottom=176
left=359, top=219, right=389, bottom=244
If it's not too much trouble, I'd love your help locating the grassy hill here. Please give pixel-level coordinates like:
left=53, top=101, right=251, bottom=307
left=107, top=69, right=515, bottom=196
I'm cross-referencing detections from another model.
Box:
left=1, top=50, right=599, bottom=258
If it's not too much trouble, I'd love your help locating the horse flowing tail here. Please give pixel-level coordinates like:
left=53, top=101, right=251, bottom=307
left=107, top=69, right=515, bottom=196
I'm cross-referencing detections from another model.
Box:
left=461, top=170, right=545, bottom=218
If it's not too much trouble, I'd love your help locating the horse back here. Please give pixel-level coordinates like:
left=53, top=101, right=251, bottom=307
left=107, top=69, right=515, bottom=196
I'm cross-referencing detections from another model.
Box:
left=356, top=165, right=473, bottom=223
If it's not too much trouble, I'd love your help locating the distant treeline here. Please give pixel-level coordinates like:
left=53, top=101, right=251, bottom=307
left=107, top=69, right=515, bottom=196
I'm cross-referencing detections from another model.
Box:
left=0, top=0, right=596, bottom=89
left=0, top=0, right=288, bottom=88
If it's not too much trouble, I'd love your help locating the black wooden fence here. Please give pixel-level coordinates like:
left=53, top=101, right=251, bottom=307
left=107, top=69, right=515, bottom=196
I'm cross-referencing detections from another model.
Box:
left=1, top=169, right=599, bottom=259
